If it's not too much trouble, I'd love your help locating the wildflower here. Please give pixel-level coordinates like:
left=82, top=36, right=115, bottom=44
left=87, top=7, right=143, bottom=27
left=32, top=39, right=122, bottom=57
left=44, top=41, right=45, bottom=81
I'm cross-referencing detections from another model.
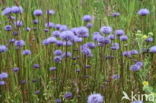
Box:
left=62, top=52, right=72, bottom=58
left=108, top=34, right=115, bottom=40
left=52, top=31, right=61, bottom=38
left=14, top=20, right=23, bottom=27
left=46, top=10, right=55, bottom=15
left=120, top=35, right=128, bottom=41
left=4, top=25, right=12, bottom=31
left=112, top=74, right=120, bottom=79
left=142, top=81, right=149, bottom=86
left=33, top=64, right=40, bottom=69
left=137, top=8, right=150, bottom=16
left=60, top=30, right=75, bottom=41
left=87, top=93, right=104, bottom=103
left=142, top=35, right=148, bottom=39
left=149, top=46, right=156, bottom=53
left=115, top=29, right=125, bottom=36
left=33, top=9, right=43, bottom=16
left=145, top=37, right=153, bottom=42
left=2, top=7, right=12, bottom=15
left=54, top=50, right=62, bottom=56
left=14, top=40, right=25, bottom=47
left=76, top=27, right=89, bottom=38
left=81, top=47, right=93, bottom=57
left=54, top=56, right=62, bottom=63
left=86, top=42, right=96, bottom=49
left=122, top=51, right=131, bottom=57
left=82, top=15, right=93, bottom=22
left=55, top=99, right=62, bottom=103
left=0, top=81, right=6, bottom=85
left=11, top=6, right=23, bottom=14
left=49, top=67, right=57, bottom=71
left=64, top=92, right=73, bottom=99
left=59, top=25, right=68, bottom=31
left=100, top=26, right=112, bottom=34
left=33, top=19, right=39, bottom=24
left=86, top=23, right=93, bottom=28
left=47, top=37, right=57, bottom=44
left=0, top=72, right=8, bottom=79
left=111, top=43, right=119, bottom=50
left=0, top=45, right=8, bottom=53
left=111, top=12, right=120, bottom=17
left=12, top=67, right=20, bottom=72
left=129, top=64, right=141, bottom=71
left=55, top=40, right=63, bottom=46
left=45, top=22, right=55, bottom=28
left=22, top=50, right=31, bottom=55
left=130, top=50, right=139, bottom=55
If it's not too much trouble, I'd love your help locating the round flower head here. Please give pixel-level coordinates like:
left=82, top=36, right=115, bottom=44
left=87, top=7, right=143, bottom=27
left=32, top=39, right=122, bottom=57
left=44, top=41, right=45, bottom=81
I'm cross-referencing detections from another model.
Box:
left=76, top=27, right=89, bottom=38
left=81, top=47, right=93, bottom=57
left=73, top=36, right=83, bottom=43
left=137, top=8, right=150, bottom=16
left=49, top=67, right=56, bottom=71
left=120, top=35, right=128, bottom=41
left=149, top=46, right=156, bottom=53
left=55, top=40, right=63, bottom=46
left=12, top=67, right=20, bottom=72
left=52, top=31, right=61, bottom=38
left=87, top=93, right=104, bottom=103
left=2, top=7, right=12, bottom=15
left=0, top=81, right=6, bottom=85
left=108, top=34, right=115, bottom=40
left=33, top=9, right=43, bottom=16
left=9, top=39, right=16, bottom=43
left=135, top=61, right=143, bottom=67
left=64, top=92, right=73, bottom=99
left=14, top=40, right=25, bottom=47
left=100, top=26, right=112, bottom=34
left=62, top=52, right=72, bottom=58
left=63, top=41, right=73, bottom=46
left=55, top=24, right=62, bottom=30
left=22, top=50, right=31, bottom=55
left=54, top=56, right=62, bottom=63
left=46, top=10, right=55, bottom=15
left=42, top=39, right=49, bottom=45
left=33, top=19, right=39, bottom=24
left=11, top=6, right=23, bottom=14
left=145, top=37, right=153, bottom=42
left=111, top=12, right=120, bottom=17
left=112, top=74, right=120, bottom=79
left=60, top=30, right=75, bottom=41
left=129, top=64, right=141, bottom=71
left=130, top=50, right=139, bottom=55
left=0, top=72, right=8, bottom=79
left=59, top=25, right=68, bottom=31
left=14, top=20, right=23, bottom=27
left=111, top=43, right=119, bottom=50
left=122, top=51, right=131, bottom=57
left=82, top=15, right=93, bottom=22
left=115, top=29, right=125, bottom=36
left=47, top=37, right=57, bottom=44
left=86, top=23, right=93, bottom=28
left=97, top=36, right=111, bottom=44
left=54, top=50, right=62, bottom=56
left=86, top=42, right=96, bottom=49
left=4, top=25, right=12, bottom=31
left=44, top=29, right=49, bottom=32
left=0, top=45, right=8, bottom=53
left=55, top=99, right=62, bottom=103
left=33, top=64, right=40, bottom=69
left=25, top=27, right=31, bottom=31
left=45, top=22, right=55, bottom=28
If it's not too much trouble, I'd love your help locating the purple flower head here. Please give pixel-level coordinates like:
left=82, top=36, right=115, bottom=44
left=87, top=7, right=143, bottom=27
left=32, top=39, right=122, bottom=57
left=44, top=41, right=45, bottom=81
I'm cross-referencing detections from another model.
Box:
left=112, top=74, right=120, bottom=79
left=135, top=61, right=143, bottom=67
left=73, top=36, right=83, bottom=43
left=86, top=23, right=93, bottom=28
left=137, top=8, right=150, bottom=16
left=25, top=27, right=31, bottom=31
left=49, top=67, right=56, bottom=71
left=46, top=10, right=55, bottom=15
left=111, top=43, right=119, bottom=50
left=93, top=33, right=102, bottom=41
left=0, top=72, right=8, bottom=79
left=11, top=6, right=23, bottom=14
left=8, top=16, right=16, bottom=20
left=130, top=50, right=139, bottom=55
left=42, top=39, right=49, bottom=45
left=63, top=41, right=73, bottom=46
left=129, top=64, right=141, bottom=71
left=82, top=15, right=93, bottom=22
left=111, top=12, right=120, bottom=17
left=0, top=45, right=8, bottom=53
left=115, top=29, right=125, bottom=36
left=55, top=99, right=62, bottom=103
left=145, top=37, right=153, bottom=42
left=76, top=27, right=89, bottom=38
left=35, top=90, right=40, bottom=94
left=33, top=19, right=39, bottom=24
left=45, top=22, right=55, bottom=28
left=55, top=24, right=62, bottom=30
left=9, top=39, right=16, bottom=43
left=59, top=25, right=68, bottom=31
left=44, top=29, right=49, bottom=32
left=60, top=30, right=75, bottom=41
left=64, top=92, right=73, bottom=99
left=4, top=25, right=12, bottom=31
left=100, top=26, right=112, bottom=34
left=54, top=56, right=62, bottom=63
left=122, top=51, right=131, bottom=57
left=62, top=52, right=72, bottom=58
left=108, top=34, right=115, bottom=40
left=12, top=67, right=20, bottom=72
left=14, top=20, right=23, bottom=27
left=81, top=47, right=93, bottom=57
left=12, top=31, right=18, bottom=36
left=86, top=42, right=96, bottom=49
left=55, top=40, right=63, bottom=46
left=33, top=64, right=40, bottom=69
left=52, top=31, right=61, bottom=38
left=0, top=81, right=6, bottom=85
left=14, top=40, right=25, bottom=47
left=47, top=37, right=57, bottom=44
left=120, top=35, right=128, bottom=41
left=33, top=9, right=43, bottom=16
left=22, top=50, right=31, bottom=55
left=54, top=50, right=62, bottom=56
left=87, top=93, right=104, bottom=103
left=149, top=46, right=156, bottom=53
left=2, top=7, right=12, bottom=15
left=98, top=37, right=111, bottom=44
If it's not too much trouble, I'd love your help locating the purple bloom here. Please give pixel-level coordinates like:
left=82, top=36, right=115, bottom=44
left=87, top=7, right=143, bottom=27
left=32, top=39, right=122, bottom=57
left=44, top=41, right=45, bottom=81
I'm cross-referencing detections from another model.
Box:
left=82, top=15, right=92, bottom=22
left=111, top=12, right=120, bottom=17
left=112, top=74, right=120, bottom=79
left=60, top=30, right=75, bottom=41
left=45, top=22, right=55, bottom=28
left=22, top=50, right=31, bottom=55
left=135, top=61, right=143, bottom=67
left=14, top=40, right=25, bottom=47
left=63, top=41, right=73, bottom=46
left=76, top=27, right=89, bottom=38
left=2, top=7, right=12, bottom=15
left=86, top=23, right=93, bottom=28
left=33, top=64, right=40, bottom=69
left=62, top=52, right=72, bottom=58
left=64, top=92, right=73, bottom=99
left=59, top=25, right=68, bottom=31
left=115, top=29, right=125, bottom=36
left=81, top=47, right=93, bottom=57
left=145, top=37, right=153, bottom=42
left=55, top=24, right=62, bottom=30
left=44, top=29, right=49, bottom=32
left=54, top=50, right=62, bottom=56
left=55, top=99, right=62, bottom=103
left=0, top=45, right=8, bottom=53
left=73, top=36, right=83, bottom=43
left=129, top=64, right=141, bottom=71
left=137, top=8, right=150, bottom=16
left=33, top=19, right=39, bottom=24
left=98, top=37, right=111, bottom=44
left=0, top=81, right=6, bottom=85
left=149, top=46, right=156, bottom=53
left=120, top=35, right=128, bottom=41
left=54, top=56, right=62, bottom=63
left=9, top=39, right=16, bottom=43
left=4, top=25, right=12, bottom=31
left=47, top=37, right=57, bottom=44
left=87, top=93, right=104, bottom=103
left=108, top=34, right=115, bottom=40
left=86, top=42, right=96, bottom=49
left=12, top=67, right=20, bottom=72
left=122, top=51, right=131, bottom=57
left=55, top=40, right=63, bottom=46
left=46, top=10, right=55, bottom=15
left=0, top=72, right=8, bottom=79
left=130, top=50, right=139, bottom=55
left=11, top=6, right=23, bottom=14
left=52, top=31, right=61, bottom=38
left=33, top=9, right=43, bottom=16
left=100, top=26, right=112, bottom=34
left=49, top=67, right=57, bottom=71
left=25, top=27, right=31, bottom=31
left=111, top=43, right=119, bottom=50
left=14, top=20, right=23, bottom=27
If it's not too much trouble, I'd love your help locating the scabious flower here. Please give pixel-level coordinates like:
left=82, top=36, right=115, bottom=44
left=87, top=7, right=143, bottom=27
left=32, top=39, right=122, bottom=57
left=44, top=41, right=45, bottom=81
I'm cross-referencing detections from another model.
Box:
left=11, top=6, right=23, bottom=14
left=112, top=74, right=120, bottom=79
left=81, top=47, right=93, bottom=57
left=111, top=43, right=119, bottom=50
left=76, top=27, right=89, bottom=38
left=73, top=36, right=83, bottom=43
left=97, top=36, right=111, bottom=44
left=45, top=22, right=55, bottom=28
left=120, top=35, right=128, bottom=41
left=14, top=20, right=23, bottom=27
left=33, top=64, right=40, bottom=69
left=86, top=23, right=93, bottom=28
left=122, top=51, right=131, bottom=57
left=33, top=9, right=43, bottom=16
left=149, top=46, right=156, bottom=53
left=115, top=29, right=125, bottom=36
left=130, top=50, right=139, bottom=55
left=0, top=81, right=6, bottom=85
left=59, top=25, right=68, bottom=31
left=62, top=52, right=72, bottom=58
left=46, top=10, right=55, bottom=15
left=25, top=27, right=31, bottom=31
left=108, top=34, right=115, bottom=40
left=137, top=8, right=150, bottom=16
left=4, top=25, right=12, bottom=31
left=111, top=12, right=120, bottom=17
left=2, top=7, right=12, bottom=15
left=0, top=72, right=8, bottom=79
left=54, top=56, right=62, bottom=63
left=12, top=67, right=20, bottom=72
left=100, top=26, right=112, bottom=34
left=49, top=67, right=57, bottom=71
left=87, top=93, right=104, bottom=103
left=9, top=39, right=16, bottom=43
left=55, top=99, right=62, bottom=103
left=64, top=92, right=73, bottom=99
left=14, top=40, right=25, bottom=47
left=22, top=50, right=31, bottom=55
left=60, top=30, right=75, bottom=41
left=55, top=24, right=62, bottom=30
left=52, top=31, right=61, bottom=38
left=54, top=50, right=62, bottom=56
left=82, top=15, right=93, bottom=22
left=33, top=19, right=39, bottom=24
left=129, top=63, right=142, bottom=71
left=0, top=45, right=8, bottom=53
left=55, top=40, right=64, bottom=46
left=86, top=42, right=96, bottom=49
left=47, top=37, right=57, bottom=44
left=145, top=37, right=153, bottom=42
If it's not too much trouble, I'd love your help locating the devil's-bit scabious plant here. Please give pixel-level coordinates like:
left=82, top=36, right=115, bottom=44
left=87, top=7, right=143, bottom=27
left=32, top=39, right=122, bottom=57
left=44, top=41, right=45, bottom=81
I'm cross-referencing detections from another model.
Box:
left=33, top=9, right=43, bottom=16
left=1, top=7, right=12, bottom=15
left=22, top=50, right=31, bottom=55
left=87, top=93, right=104, bottom=103
left=0, top=45, right=8, bottom=53
left=100, top=26, right=112, bottom=34
left=137, top=8, right=150, bottom=16
left=4, top=25, right=12, bottom=31
left=82, top=15, right=93, bottom=22
left=0, top=72, right=8, bottom=79
left=149, top=46, right=156, bottom=53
